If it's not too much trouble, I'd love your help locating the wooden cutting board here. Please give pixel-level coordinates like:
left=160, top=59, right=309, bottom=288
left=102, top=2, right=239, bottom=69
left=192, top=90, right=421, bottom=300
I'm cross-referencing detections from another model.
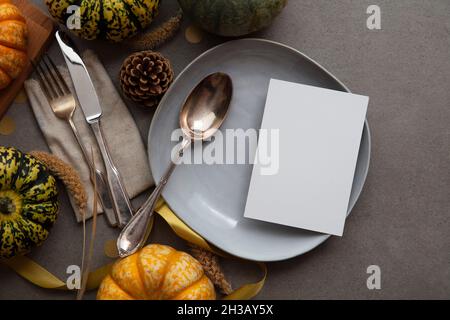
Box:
left=0, top=0, right=54, bottom=119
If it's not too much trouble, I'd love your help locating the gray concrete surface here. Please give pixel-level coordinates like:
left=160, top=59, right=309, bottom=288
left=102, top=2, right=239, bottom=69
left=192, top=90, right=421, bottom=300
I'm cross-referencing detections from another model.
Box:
left=0, top=0, right=449, bottom=299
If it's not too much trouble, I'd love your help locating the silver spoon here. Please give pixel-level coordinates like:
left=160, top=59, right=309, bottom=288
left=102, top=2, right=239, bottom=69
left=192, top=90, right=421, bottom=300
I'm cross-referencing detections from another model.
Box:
left=117, top=72, right=233, bottom=257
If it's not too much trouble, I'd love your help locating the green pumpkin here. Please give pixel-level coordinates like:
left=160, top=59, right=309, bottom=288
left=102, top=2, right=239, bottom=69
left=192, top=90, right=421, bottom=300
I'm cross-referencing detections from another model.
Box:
left=45, top=0, right=160, bottom=42
left=178, top=0, right=288, bottom=37
left=0, top=146, right=58, bottom=259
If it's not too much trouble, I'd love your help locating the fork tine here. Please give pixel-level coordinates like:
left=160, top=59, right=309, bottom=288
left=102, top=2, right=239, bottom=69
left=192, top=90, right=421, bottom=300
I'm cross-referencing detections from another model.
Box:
left=32, top=60, right=55, bottom=101
left=45, top=54, right=70, bottom=94
left=36, top=59, right=58, bottom=99
left=41, top=55, right=65, bottom=97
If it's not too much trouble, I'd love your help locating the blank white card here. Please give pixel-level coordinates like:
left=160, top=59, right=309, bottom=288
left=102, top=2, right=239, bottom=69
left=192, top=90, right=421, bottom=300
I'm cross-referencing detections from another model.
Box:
left=244, top=79, right=369, bottom=236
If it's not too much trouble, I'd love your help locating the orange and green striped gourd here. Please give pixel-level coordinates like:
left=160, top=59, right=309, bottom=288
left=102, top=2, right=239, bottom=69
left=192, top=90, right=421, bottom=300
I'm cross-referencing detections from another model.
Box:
left=45, top=0, right=160, bottom=42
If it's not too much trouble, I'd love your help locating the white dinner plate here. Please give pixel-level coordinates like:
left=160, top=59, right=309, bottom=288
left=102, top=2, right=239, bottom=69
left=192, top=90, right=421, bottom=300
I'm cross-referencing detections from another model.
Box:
left=148, top=39, right=371, bottom=261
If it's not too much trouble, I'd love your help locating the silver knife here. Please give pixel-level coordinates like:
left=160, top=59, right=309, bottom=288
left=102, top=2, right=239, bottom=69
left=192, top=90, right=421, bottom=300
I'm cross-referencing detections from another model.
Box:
left=55, top=30, right=134, bottom=227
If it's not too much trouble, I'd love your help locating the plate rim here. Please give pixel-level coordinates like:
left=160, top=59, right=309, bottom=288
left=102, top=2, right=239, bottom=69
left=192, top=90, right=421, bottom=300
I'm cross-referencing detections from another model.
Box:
left=148, top=38, right=372, bottom=261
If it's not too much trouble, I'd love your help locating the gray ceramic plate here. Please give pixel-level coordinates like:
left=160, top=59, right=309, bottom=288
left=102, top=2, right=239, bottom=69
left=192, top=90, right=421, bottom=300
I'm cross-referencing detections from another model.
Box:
left=148, top=39, right=371, bottom=261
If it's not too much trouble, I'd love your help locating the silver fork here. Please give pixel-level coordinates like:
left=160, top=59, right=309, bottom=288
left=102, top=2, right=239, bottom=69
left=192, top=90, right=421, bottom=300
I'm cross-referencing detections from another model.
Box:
left=34, top=54, right=118, bottom=227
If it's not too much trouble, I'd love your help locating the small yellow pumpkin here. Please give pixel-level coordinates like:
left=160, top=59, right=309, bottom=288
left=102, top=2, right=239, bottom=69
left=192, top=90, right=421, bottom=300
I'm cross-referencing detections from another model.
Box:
left=97, top=244, right=216, bottom=300
left=0, top=0, right=28, bottom=90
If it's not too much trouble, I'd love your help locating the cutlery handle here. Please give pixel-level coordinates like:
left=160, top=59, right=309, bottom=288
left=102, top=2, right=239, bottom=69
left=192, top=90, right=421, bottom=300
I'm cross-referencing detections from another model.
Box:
left=116, top=176, right=165, bottom=257
left=117, top=139, right=190, bottom=257
left=68, top=119, right=117, bottom=227
left=92, top=169, right=117, bottom=227
left=90, top=120, right=134, bottom=227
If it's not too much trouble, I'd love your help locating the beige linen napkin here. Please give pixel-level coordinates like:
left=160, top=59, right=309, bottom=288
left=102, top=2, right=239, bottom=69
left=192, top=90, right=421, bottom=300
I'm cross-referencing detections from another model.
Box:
left=25, top=50, right=154, bottom=222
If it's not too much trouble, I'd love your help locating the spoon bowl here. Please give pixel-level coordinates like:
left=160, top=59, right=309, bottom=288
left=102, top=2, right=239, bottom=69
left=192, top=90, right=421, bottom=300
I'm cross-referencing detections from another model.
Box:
left=180, top=72, right=232, bottom=141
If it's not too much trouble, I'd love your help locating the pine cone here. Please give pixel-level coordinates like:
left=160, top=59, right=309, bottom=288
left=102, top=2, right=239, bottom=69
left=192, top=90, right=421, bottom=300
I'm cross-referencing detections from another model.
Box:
left=119, top=51, right=174, bottom=107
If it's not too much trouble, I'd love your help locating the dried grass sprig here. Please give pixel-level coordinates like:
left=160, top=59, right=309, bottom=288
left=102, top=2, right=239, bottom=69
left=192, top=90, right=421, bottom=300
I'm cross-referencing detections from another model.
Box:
left=125, top=9, right=183, bottom=51
left=77, top=148, right=99, bottom=300
left=189, top=243, right=233, bottom=295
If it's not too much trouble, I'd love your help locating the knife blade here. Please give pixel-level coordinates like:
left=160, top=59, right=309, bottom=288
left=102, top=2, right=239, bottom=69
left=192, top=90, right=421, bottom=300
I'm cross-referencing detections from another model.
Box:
left=56, top=30, right=134, bottom=227
left=55, top=32, right=101, bottom=122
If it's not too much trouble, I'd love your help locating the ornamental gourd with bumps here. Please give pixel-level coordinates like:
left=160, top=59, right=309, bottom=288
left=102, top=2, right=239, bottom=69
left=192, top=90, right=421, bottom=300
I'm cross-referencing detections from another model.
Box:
left=0, top=147, right=58, bottom=259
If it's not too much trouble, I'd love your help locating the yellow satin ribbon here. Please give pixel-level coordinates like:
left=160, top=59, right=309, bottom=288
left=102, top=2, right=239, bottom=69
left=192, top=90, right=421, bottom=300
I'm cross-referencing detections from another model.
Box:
left=1, top=201, right=266, bottom=300
left=1, top=256, right=112, bottom=291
